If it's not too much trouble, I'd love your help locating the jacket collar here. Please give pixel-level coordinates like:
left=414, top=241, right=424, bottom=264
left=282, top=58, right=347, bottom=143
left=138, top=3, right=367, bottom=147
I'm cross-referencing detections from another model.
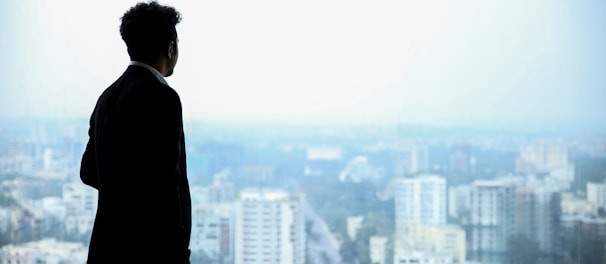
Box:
left=129, top=61, right=168, bottom=85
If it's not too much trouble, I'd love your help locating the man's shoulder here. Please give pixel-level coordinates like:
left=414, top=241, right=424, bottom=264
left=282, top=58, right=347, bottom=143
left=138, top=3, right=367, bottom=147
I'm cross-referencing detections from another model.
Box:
left=124, top=68, right=182, bottom=107
left=97, top=67, right=177, bottom=107
left=123, top=65, right=161, bottom=85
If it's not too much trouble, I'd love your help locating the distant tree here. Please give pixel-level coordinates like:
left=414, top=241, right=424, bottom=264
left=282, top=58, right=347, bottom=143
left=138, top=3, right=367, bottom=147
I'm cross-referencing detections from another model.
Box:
left=355, top=240, right=371, bottom=264
left=320, top=206, right=348, bottom=235
left=305, top=220, right=320, bottom=242
left=339, top=237, right=357, bottom=264
left=0, top=191, right=16, bottom=206
left=363, top=211, right=394, bottom=237
left=20, top=178, right=62, bottom=200
left=320, top=252, right=330, bottom=264
left=355, top=224, right=376, bottom=264
left=0, top=172, right=19, bottom=181
left=571, top=155, right=606, bottom=191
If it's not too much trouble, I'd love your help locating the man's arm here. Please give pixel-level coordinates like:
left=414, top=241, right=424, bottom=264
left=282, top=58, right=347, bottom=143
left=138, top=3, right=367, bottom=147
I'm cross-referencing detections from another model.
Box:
left=80, top=113, right=98, bottom=189
left=136, top=85, right=188, bottom=256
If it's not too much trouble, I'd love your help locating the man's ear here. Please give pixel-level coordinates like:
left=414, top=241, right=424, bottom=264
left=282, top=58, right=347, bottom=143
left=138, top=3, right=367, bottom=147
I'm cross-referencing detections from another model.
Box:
left=168, top=41, right=176, bottom=60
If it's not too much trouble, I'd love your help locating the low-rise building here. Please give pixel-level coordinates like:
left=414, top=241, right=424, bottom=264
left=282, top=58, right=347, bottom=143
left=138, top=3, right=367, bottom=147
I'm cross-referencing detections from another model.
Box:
left=347, top=216, right=364, bottom=241
left=190, top=203, right=235, bottom=263
left=369, top=236, right=388, bottom=264
left=0, top=238, right=87, bottom=264
left=560, top=192, right=597, bottom=216
left=401, top=222, right=466, bottom=263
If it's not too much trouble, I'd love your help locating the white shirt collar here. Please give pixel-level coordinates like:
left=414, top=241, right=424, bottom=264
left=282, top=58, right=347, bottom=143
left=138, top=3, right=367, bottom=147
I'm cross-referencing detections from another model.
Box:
left=129, top=61, right=168, bottom=85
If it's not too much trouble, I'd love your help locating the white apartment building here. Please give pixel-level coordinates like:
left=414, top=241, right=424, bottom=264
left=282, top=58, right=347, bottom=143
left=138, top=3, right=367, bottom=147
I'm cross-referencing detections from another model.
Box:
left=62, top=182, right=97, bottom=234
left=235, top=188, right=305, bottom=264
left=469, top=180, right=514, bottom=253
left=560, top=192, right=598, bottom=216
left=62, top=182, right=97, bottom=215
left=191, top=203, right=234, bottom=262
left=519, top=143, right=569, bottom=172
left=347, top=215, right=364, bottom=240
left=339, top=156, right=381, bottom=183
left=587, top=181, right=606, bottom=210
left=369, top=236, right=388, bottom=264
left=394, top=174, right=446, bottom=235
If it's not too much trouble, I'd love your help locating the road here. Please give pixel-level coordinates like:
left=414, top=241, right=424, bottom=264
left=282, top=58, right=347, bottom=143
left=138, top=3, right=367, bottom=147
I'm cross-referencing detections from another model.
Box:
left=303, top=199, right=343, bottom=264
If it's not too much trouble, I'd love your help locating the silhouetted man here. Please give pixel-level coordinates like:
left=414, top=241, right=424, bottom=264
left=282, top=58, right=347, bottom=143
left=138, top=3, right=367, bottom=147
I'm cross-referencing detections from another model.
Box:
left=80, top=2, right=191, bottom=263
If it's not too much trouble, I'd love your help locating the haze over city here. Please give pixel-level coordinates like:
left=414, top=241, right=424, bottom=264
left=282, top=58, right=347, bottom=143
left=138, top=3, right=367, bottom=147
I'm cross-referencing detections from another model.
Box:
left=1, top=0, right=605, bottom=132
left=1, top=2, right=606, bottom=263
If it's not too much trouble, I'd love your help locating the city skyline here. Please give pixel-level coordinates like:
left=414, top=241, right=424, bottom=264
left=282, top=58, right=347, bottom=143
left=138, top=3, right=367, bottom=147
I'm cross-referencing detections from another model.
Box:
left=1, top=0, right=605, bottom=132
left=1, top=117, right=605, bottom=263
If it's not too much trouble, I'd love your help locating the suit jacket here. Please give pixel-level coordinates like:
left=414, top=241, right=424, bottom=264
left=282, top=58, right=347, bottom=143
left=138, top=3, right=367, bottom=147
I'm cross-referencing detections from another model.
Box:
left=80, top=65, right=191, bottom=263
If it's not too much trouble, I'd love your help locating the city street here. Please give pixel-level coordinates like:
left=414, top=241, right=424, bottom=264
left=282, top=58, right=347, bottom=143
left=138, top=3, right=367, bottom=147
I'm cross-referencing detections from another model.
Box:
left=303, top=199, right=343, bottom=264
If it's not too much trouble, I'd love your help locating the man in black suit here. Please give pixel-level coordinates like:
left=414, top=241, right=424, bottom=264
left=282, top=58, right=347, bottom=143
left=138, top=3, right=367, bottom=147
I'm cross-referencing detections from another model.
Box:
left=80, top=2, right=191, bottom=263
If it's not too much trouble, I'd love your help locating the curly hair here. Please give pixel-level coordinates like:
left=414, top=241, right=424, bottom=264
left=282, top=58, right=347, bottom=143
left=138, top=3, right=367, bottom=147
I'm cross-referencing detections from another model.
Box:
left=120, top=1, right=182, bottom=63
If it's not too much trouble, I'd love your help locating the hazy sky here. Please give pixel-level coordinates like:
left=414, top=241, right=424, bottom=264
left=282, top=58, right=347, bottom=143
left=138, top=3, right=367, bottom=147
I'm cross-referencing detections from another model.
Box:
left=1, top=0, right=604, bottom=130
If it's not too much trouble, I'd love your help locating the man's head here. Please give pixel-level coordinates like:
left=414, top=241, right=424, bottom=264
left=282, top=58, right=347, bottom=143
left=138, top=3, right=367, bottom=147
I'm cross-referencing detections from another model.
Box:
left=120, top=1, right=181, bottom=77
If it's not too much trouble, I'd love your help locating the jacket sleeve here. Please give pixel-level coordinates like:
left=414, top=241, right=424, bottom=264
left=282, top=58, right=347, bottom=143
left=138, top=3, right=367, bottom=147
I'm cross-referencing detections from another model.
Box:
left=135, top=86, right=189, bottom=254
left=80, top=112, right=98, bottom=189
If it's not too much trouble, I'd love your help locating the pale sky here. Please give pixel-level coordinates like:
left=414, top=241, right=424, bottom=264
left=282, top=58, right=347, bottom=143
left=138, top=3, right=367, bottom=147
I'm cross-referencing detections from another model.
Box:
left=1, top=0, right=604, bottom=131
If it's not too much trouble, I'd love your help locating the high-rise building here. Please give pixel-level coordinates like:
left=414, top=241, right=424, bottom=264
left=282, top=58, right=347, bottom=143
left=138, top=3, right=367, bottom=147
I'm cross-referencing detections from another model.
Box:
left=513, top=188, right=561, bottom=254
left=587, top=181, right=606, bottom=210
left=395, top=145, right=429, bottom=176
left=394, top=174, right=446, bottom=235
left=518, top=143, right=569, bottom=173
left=468, top=180, right=514, bottom=262
left=449, top=144, right=472, bottom=176
left=234, top=188, right=305, bottom=264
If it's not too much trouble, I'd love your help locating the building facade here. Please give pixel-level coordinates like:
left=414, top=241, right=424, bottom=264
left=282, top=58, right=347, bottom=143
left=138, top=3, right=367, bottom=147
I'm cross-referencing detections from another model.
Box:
left=587, top=181, right=606, bottom=210
left=468, top=180, right=515, bottom=260
left=394, top=174, right=446, bottom=235
left=369, top=236, right=388, bottom=264
left=395, top=145, right=429, bottom=176
left=513, top=188, right=561, bottom=254
left=235, top=188, right=305, bottom=264
left=191, top=203, right=235, bottom=263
